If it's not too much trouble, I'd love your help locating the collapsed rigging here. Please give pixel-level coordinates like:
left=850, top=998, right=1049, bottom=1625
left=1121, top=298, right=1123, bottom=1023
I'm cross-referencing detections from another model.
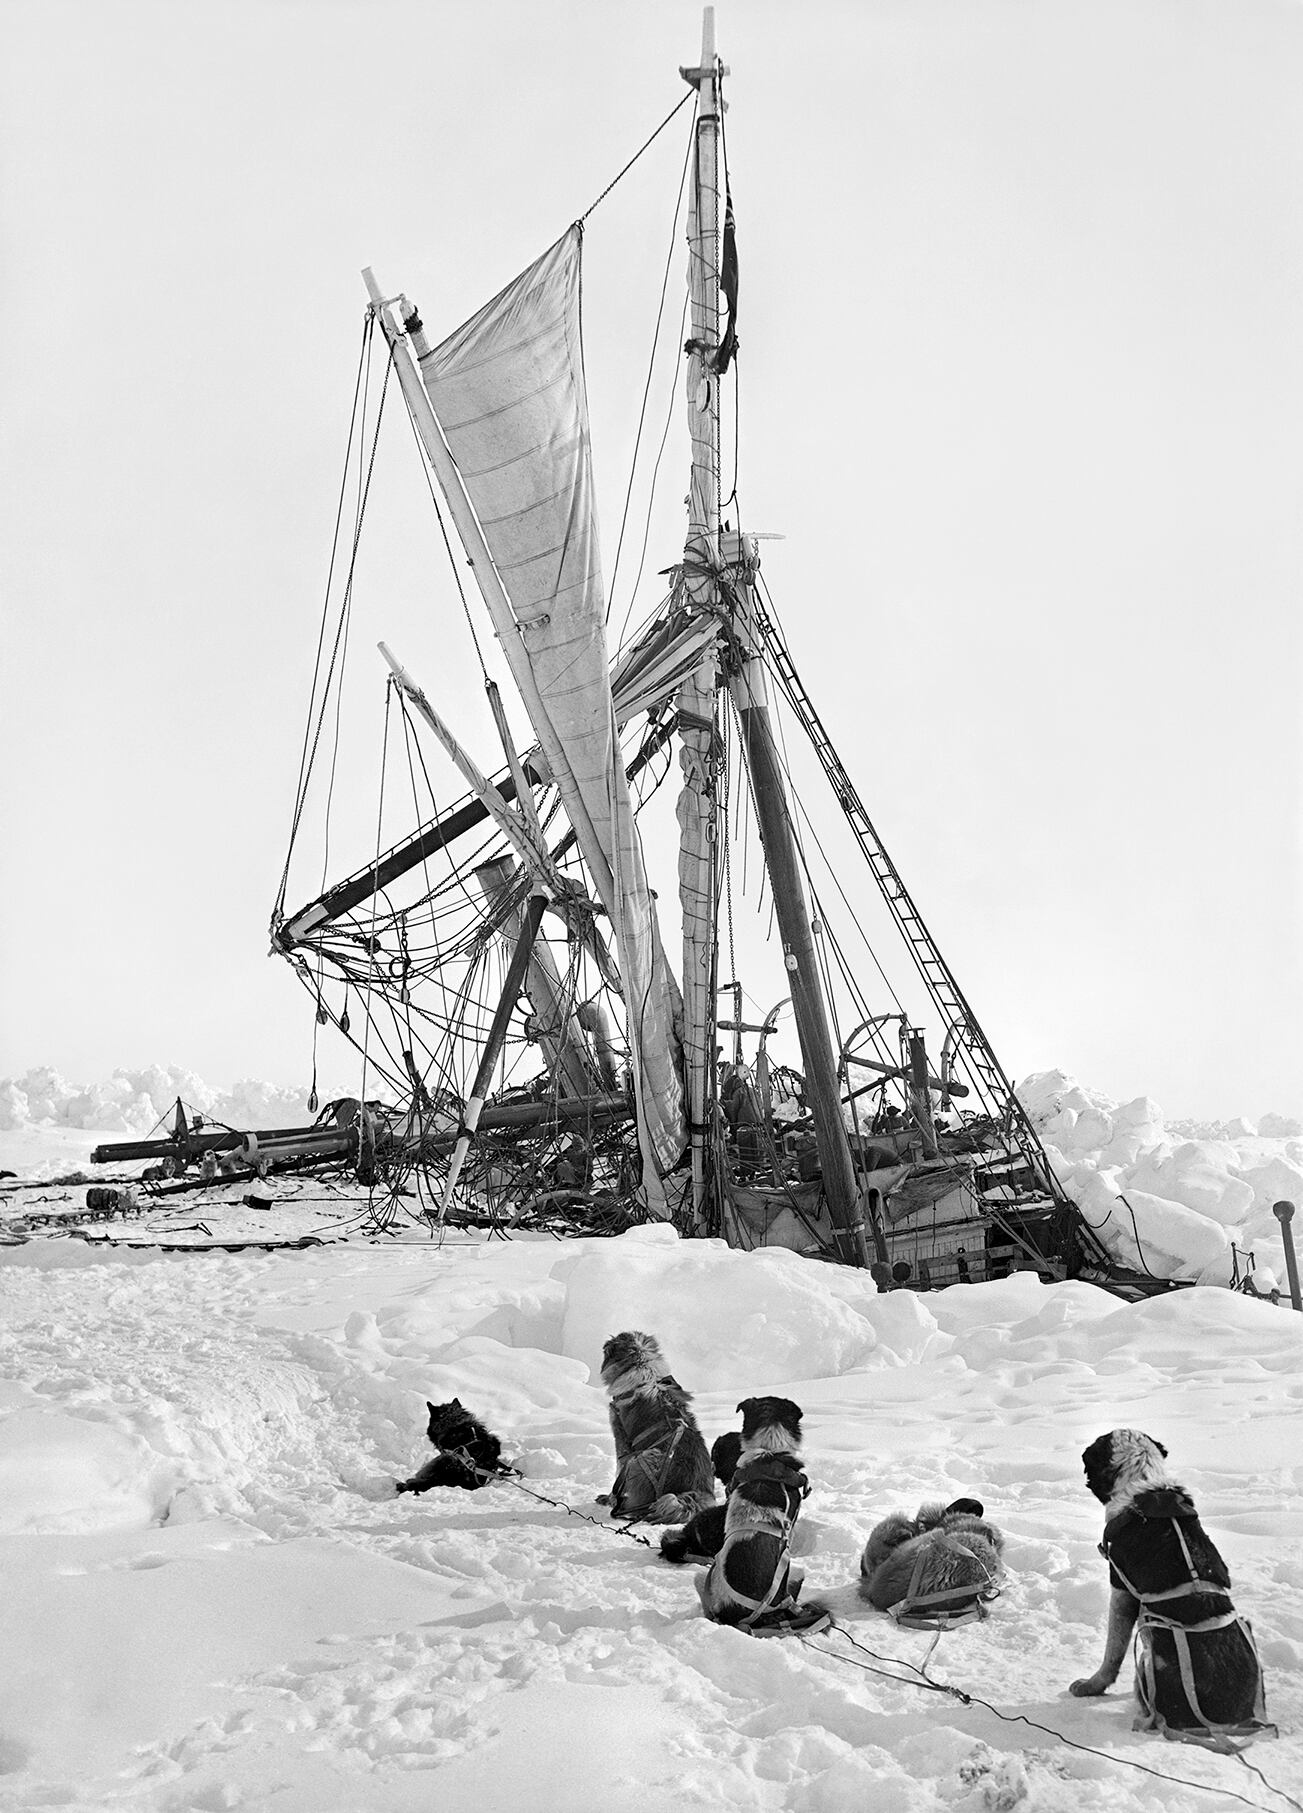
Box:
left=97, top=14, right=1161, bottom=1300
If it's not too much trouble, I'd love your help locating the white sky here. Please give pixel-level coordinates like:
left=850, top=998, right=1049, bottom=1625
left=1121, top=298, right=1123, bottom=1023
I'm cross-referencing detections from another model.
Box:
left=3, top=0, right=1301, bottom=1121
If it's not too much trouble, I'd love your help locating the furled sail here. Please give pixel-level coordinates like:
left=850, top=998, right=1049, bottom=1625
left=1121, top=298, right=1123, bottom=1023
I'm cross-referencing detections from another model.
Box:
left=415, top=228, right=687, bottom=1182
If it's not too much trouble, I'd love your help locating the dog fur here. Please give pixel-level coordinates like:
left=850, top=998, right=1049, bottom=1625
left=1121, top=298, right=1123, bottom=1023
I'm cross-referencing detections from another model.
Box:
left=695, top=1396, right=826, bottom=1630
left=597, top=1332, right=714, bottom=1524
left=858, top=1497, right=1003, bottom=1617
left=659, top=1428, right=746, bottom=1563
left=1070, top=1429, right=1268, bottom=1741
left=396, top=1399, right=512, bottom=1494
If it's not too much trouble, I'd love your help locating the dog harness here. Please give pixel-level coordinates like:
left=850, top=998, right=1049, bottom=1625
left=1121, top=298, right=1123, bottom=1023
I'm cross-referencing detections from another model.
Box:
left=1101, top=1512, right=1272, bottom=1751
left=696, top=1530, right=831, bottom=1636
left=888, top=1533, right=1002, bottom=1631
left=611, top=1415, right=691, bottom=1512
left=696, top=1452, right=828, bottom=1636
left=729, top=1452, right=809, bottom=1516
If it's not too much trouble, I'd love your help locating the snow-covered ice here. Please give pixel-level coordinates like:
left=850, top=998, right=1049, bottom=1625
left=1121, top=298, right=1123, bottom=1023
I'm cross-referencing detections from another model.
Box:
left=1, top=1080, right=1301, bottom=1812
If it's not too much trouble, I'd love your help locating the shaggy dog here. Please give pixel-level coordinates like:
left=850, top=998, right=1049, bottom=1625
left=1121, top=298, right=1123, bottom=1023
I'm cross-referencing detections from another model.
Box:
left=597, top=1332, right=715, bottom=1524
left=859, top=1498, right=1004, bottom=1625
left=694, top=1395, right=830, bottom=1633
left=1070, top=1430, right=1271, bottom=1745
left=659, top=1427, right=746, bottom=1563
left=395, top=1399, right=515, bottom=1494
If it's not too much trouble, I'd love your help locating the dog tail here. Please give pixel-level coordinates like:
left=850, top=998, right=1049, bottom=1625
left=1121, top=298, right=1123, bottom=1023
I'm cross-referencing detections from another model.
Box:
left=646, top=1488, right=715, bottom=1524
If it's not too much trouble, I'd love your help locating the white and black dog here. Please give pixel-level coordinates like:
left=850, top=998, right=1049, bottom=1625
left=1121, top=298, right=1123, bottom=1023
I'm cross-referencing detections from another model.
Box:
left=1070, top=1429, right=1271, bottom=1745
left=858, top=1497, right=1004, bottom=1625
left=694, top=1395, right=830, bottom=1634
left=597, top=1331, right=715, bottom=1524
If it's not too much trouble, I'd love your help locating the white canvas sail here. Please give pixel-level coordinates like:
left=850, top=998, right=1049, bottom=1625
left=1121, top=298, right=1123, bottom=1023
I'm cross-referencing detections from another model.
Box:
left=415, top=228, right=687, bottom=1181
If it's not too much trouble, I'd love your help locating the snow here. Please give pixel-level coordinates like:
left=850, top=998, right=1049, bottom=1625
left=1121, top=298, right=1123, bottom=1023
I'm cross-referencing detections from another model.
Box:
left=1, top=1085, right=1301, bottom=1811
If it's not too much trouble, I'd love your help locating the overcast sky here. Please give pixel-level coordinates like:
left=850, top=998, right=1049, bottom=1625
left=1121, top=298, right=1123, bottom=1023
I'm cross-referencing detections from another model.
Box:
left=3, top=0, right=1300, bottom=1123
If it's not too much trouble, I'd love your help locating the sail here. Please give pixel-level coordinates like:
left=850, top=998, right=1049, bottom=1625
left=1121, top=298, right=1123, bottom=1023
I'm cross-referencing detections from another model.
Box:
left=416, top=228, right=687, bottom=1181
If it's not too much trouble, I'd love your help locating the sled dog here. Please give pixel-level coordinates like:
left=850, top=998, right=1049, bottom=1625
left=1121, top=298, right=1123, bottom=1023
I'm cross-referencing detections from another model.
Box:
left=597, top=1331, right=714, bottom=1524
left=396, top=1399, right=514, bottom=1494
left=859, top=1497, right=1003, bottom=1626
left=695, top=1395, right=829, bottom=1633
left=1070, top=1429, right=1270, bottom=1746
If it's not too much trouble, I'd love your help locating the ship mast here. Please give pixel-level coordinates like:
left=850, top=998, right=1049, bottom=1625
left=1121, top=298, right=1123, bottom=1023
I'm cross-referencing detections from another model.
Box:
left=676, top=8, right=725, bottom=1232
left=679, top=11, right=870, bottom=1268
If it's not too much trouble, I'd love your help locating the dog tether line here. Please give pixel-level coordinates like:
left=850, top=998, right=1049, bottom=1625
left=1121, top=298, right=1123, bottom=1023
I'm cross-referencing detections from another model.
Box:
left=798, top=1622, right=1300, bottom=1813
left=408, top=1470, right=1298, bottom=1812
left=440, top=1449, right=657, bottom=1549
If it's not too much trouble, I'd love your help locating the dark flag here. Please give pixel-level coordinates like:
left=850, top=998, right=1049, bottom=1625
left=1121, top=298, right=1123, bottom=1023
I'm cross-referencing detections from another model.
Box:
left=713, top=184, right=739, bottom=374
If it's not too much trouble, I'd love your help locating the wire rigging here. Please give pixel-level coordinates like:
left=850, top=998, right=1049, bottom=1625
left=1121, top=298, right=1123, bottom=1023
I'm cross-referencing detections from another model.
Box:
left=606, top=114, right=696, bottom=630
left=577, top=88, right=695, bottom=225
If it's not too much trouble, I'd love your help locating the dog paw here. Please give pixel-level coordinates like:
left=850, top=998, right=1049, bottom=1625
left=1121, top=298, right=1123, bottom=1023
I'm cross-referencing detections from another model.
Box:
left=1068, top=1675, right=1111, bottom=1697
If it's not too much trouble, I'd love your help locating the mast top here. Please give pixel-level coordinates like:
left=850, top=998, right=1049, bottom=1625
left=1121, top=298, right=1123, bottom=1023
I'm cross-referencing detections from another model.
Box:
left=681, top=5, right=727, bottom=88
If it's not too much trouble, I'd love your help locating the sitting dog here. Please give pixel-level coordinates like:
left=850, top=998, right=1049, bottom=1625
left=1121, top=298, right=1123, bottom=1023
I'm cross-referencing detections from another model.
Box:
left=859, top=1497, right=1004, bottom=1625
left=1070, top=1429, right=1271, bottom=1745
left=396, top=1399, right=515, bottom=1494
left=695, top=1395, right=830, bottom=1634
left=660, top=1428, right=745, bottom=1563
left=597, top=1331, right=715, bottom=1524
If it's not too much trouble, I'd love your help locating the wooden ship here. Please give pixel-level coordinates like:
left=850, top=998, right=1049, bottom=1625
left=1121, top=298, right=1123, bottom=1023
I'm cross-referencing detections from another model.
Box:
left=95, top=11, right=1158, bottom=1299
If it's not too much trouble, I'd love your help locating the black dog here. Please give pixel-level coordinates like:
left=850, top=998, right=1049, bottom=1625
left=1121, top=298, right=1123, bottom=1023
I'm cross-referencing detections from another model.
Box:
left=660, top=1429, right=744, bottom=1563
left=1070, top=1429, right=1271, bottom=1746
left=693, top=1396, right=829, bottom=1634
left=396, top=1399, right=515, bottom=1494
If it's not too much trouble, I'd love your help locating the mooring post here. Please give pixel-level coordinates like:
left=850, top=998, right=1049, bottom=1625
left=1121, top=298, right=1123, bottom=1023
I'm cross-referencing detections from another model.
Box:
left=1272, top=1201, right=1302, bottom=1311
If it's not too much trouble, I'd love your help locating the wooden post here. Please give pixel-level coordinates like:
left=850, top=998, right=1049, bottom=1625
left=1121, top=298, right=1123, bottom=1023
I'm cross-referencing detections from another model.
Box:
left=730, top=679, right=870, bottom=1269
left=1273, top=1201, right=1302, bottom=1311
left=437, top=894, right=548, bottom=1222
left=473, top=856, right=593, bottom=1099
left=907, top=1030, right=939, bottom=1159
left=675, top=8, right=725, bottom=1234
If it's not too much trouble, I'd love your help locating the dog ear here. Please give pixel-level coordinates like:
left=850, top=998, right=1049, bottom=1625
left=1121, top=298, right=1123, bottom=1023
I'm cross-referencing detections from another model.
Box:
left=735, top=1398, right=753, bottom=1416
left=1154, top=1437, right=1168, bottom=1459
left=427, top=1401, right=436, bottom=1414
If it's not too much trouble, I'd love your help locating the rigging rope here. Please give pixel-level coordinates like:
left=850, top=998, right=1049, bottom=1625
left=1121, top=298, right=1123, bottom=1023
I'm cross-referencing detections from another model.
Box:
left=577, top=88, right=695, bottom=225
left=614, top=288, right=691, bottom=653
left=275, top=314, right=376, bottom=915
left=606, top=112, right=696, bottom=630
left=358, top=680, right=395, bottom=1118
left=319, top=347, right=396, bottom=895
left=400, top=396, right=490, bottom=680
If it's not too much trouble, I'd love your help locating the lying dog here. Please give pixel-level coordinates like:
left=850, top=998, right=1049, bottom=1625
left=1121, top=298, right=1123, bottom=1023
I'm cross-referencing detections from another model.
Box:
left=597, top=1331, right=714, bottom=1524
left=396, top=1399, right=516, bottom=1494
left=660, top=1428, right=745, bottom=1563
left=695, top=1395, right=830, bottom=1634
left=859, top=1497, right=1004, bottom=1626
left=1070, top=1429, right=1271, bottom=1745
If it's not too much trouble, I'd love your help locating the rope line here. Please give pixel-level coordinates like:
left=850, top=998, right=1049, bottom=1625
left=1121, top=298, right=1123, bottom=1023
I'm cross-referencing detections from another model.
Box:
left=431, top=1454, right=657, bottom=1549
left=577, top=88, right=695, bottom=225
left=275, top=314, right=375, bottom=914
left=606, top=111, right=695, bottom=629
left=798, top=1621, right=1296, bottom=1813
left=406, top=1473, right=1297, bottom=1812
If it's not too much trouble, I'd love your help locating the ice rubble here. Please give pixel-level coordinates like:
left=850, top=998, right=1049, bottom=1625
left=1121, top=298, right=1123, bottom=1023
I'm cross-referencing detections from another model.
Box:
left=1017, top=1069, right=1303, bottom=1288
left=0, top=1064, right=325, bottom=1136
